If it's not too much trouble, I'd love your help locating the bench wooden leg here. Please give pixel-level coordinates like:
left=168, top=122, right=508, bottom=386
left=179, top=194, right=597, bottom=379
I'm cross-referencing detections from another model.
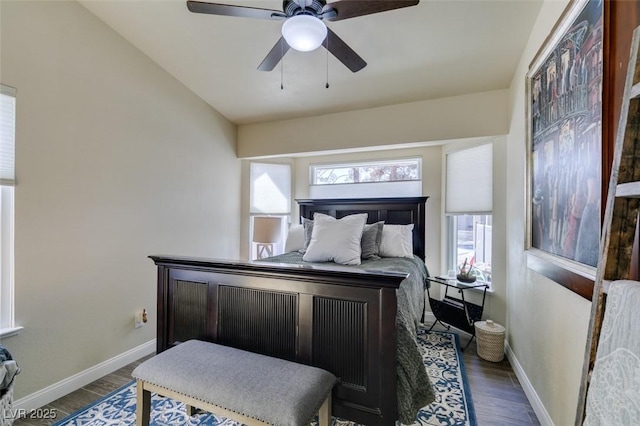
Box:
left=136, top=379, right=151, bottom=426
left=318, top=394, right=332, bottom=426
left=185, top=404, right=198, bottom=416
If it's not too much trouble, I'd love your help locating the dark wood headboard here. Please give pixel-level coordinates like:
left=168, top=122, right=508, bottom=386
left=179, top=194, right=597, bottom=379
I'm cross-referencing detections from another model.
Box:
left=296, top=197, right=429, bottom=261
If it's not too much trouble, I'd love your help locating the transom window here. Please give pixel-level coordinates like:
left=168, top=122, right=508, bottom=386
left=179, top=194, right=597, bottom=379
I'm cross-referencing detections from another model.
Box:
left=309, top=158, right=422, bottom=199
left=311, top=159, right=420, bottom=185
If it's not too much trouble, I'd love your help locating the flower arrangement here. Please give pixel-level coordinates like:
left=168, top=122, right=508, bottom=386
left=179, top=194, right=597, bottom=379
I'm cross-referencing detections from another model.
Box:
left=457, top=258, right=477, bottom=283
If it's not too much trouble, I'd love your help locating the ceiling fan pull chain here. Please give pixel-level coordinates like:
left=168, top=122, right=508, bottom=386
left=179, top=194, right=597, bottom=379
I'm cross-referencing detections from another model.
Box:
left=281, top=38, right=284, bottom=90
left=325, top=36, right=329, bottom=89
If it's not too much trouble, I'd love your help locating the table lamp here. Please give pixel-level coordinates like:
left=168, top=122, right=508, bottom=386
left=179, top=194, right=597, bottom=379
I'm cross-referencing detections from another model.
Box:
left=252, top=216, right=282, bottom=259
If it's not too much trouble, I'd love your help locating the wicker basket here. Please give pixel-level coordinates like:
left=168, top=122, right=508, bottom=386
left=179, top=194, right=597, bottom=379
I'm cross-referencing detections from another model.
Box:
left=475, top=320, right=505, bottom=362
left=0, top=380, right=14, bottom=426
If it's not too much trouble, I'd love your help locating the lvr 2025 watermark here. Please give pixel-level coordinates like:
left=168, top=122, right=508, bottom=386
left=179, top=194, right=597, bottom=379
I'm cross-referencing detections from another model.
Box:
left=3, top=407, right=58, bottom=420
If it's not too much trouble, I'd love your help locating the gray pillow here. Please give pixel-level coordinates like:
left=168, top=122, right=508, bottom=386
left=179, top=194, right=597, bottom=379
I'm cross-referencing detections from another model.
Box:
left=361, top=221, right=384, bottom=259
left=300, top=217, right=314, bottom=253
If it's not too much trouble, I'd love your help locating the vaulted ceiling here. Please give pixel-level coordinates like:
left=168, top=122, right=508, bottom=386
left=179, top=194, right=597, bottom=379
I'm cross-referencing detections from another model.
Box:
left=79, top=0, right=543, bottom=125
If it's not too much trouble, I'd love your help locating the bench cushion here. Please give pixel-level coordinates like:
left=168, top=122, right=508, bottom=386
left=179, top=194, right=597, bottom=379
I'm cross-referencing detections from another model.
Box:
left=132, top=340, right=336, bottom=426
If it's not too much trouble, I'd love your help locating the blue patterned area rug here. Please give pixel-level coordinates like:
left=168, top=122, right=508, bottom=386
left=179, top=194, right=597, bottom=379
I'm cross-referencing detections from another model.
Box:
left=52, top=328, right=476, bottom=426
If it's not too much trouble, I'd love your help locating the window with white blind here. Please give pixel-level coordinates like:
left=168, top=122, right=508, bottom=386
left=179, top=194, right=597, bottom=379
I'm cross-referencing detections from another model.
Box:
left=309, top=158, right=422, bottom=199
left=0, top=84, right=19, bottom=336
left=445, top=143, right=493, bottom=288
left=249, top=162, right=291, bottom=260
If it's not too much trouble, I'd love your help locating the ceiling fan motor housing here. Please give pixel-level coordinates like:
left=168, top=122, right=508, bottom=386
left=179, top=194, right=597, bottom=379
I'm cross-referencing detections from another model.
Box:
left=284, top=0, right=326, bottom=17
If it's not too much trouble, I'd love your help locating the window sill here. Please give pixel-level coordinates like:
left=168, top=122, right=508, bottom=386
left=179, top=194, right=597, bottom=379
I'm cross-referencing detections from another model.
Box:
left=0, top=326, right=23, bottom=339
left=472, top=285, right=494, bottom=294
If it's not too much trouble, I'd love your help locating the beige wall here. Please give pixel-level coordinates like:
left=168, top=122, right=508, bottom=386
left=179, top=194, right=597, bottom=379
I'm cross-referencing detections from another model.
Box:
left=0, top=1, right=593, bottom=423
left=505, top=0, right=591, bottom=424
left=1, top=0, right=240, bottom=400
left=238, top=89, right=509, bottom=158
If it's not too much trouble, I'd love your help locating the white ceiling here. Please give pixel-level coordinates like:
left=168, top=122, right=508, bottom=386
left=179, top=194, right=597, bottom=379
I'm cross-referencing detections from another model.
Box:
left=79, top=0, right=542, bottom=125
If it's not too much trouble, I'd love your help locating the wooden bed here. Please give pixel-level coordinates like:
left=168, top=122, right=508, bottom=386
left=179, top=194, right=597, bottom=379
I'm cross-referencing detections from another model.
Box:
left=150, top=196, right=429, bottom=426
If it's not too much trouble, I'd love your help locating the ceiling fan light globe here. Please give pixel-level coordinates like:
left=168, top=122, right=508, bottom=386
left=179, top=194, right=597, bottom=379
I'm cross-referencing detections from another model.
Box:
left=281, top=15, right=327, bottom=52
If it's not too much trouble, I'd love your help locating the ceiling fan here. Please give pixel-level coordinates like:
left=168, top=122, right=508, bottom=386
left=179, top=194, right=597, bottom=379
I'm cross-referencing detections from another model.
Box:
left=186, top=0, right=420, bottom=73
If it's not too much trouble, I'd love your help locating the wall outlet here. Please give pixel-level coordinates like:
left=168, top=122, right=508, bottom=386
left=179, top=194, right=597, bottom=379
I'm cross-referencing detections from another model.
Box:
left=134, top=312, right=144, bottom=329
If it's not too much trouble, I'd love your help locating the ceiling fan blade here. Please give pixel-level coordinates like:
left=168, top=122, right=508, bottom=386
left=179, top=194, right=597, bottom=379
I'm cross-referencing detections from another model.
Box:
left=323, top=0, right=419, bottom=21
left=258, top=37, right=291, bottom=71
left=325, top=28, right=366, bottom=72
left=187, top=1, right=285, bottom=20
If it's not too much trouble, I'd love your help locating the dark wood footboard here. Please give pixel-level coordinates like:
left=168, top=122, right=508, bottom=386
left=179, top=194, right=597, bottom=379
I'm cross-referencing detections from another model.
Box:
left=151, top=255, right=407, bottom=426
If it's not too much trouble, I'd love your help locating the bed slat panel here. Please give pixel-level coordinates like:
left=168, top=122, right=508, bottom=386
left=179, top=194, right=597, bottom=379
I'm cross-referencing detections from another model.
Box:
left=313, top=297, right=367, bottom=389
left=217, top=286, right=298, bottom=361
left=170, top=280, right=209, bottom=344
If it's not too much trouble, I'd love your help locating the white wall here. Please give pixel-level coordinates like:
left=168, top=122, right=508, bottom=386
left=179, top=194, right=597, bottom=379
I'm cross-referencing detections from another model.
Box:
left=505, top=1, right=591, bottom=424
left=1, top=0, right=240, bottom=400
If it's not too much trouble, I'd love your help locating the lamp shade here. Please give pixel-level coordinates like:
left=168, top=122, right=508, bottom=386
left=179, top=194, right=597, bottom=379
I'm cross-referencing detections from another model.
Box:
left=281, top=15, right=327, bottom=52
left=252, top=217, right=282, bottom=244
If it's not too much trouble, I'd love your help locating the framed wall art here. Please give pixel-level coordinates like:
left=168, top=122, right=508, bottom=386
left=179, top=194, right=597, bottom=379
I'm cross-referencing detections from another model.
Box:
left=525, top=0, right=603, bottom=299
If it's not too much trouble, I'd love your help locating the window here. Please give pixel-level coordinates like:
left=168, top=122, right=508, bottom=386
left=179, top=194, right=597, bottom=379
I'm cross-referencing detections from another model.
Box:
left=249, top=162, right=291, bottom=260
left=445, top=144, right=493, bottom=288
left=309, top=158, right=422, bottom=198
left=0, top=84, right=18, bottom=336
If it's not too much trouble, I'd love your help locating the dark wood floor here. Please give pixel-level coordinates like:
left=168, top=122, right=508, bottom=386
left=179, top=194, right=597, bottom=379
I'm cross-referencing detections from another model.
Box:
left=459, top=335, right=540, bottom=425
left=14, top=330, right=539, bottom=426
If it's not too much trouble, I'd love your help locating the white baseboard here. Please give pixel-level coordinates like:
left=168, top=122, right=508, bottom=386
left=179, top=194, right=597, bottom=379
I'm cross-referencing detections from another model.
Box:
left=13, top=339, right=156, bottom=411
left=505, top=340, right=554, bottom=426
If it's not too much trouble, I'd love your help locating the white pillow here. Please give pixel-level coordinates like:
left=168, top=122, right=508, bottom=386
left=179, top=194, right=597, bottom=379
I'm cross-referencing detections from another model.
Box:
left=284, top=224, right=305, bottom=252
left=302, top=213, right=367, bottom=265
left=379, top=224, right=414, bottom=258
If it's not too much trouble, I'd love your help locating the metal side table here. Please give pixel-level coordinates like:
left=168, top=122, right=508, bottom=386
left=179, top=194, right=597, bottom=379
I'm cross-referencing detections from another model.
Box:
left=426, top=276, right=488, bottom=351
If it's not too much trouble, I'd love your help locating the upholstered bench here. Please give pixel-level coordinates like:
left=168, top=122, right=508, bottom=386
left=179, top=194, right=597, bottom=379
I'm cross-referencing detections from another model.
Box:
left=132, top=340, right=336, bottom=426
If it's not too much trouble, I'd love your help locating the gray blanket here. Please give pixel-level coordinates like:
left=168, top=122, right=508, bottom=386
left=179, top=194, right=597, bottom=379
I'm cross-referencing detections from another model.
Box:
left=258, top=252, right=435, bottom=424
left=0, top=344, right=19, bottom=397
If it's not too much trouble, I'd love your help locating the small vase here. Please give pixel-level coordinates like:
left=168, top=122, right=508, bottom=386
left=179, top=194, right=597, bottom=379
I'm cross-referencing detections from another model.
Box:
left=457, top=273, right=476, bottom=283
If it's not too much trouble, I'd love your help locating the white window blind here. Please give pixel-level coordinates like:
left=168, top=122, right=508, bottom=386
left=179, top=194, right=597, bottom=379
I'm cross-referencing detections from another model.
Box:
left=446, top=144, right=493, bottom=214
left=0, top=84, right=16, bottom=334
left=0, top=85, right=16, bottom=186
left=250, top=162, right=291, bottom=214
